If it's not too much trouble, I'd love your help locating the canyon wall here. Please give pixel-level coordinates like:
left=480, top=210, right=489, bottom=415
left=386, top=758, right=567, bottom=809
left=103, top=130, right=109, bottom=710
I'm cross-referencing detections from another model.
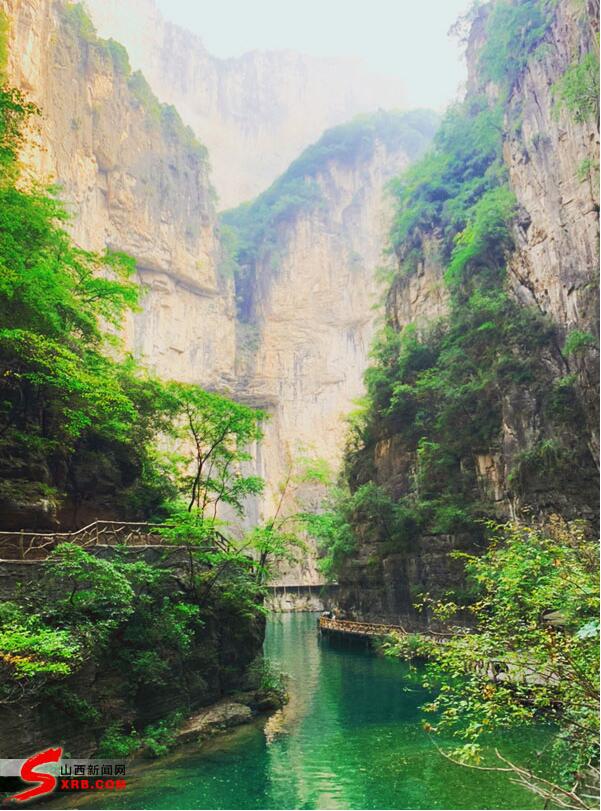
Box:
left=330, top=0, right=600, bottom=625
left=225, top=112, right=438, bottom=581
left=82, top=0, right=407, bottom=208
left=1, top=0, right=236, bottom=391
left=1, top=0, right=436, bottom=556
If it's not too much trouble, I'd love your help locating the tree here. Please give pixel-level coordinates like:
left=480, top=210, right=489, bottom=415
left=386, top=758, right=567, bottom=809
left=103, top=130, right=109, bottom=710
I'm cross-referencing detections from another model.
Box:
left=383, top=517, right=600, bottom=809
left=166, top=383, right=265, bottom=518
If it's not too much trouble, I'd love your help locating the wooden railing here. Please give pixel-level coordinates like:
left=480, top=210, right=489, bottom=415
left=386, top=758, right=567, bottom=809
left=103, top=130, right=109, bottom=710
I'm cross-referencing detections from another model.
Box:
left=318, top=616, right=409, bottom=637
left=0, top=520, right=228, bottom=561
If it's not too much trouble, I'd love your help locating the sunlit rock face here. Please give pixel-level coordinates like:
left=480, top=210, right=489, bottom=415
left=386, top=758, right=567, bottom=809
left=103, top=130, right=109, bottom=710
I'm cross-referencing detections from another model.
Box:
left=227, top=115, right=439, bottom=584
left=83, top=0, right=407, bottom=208
left=2, top=0, right=236, bottom=389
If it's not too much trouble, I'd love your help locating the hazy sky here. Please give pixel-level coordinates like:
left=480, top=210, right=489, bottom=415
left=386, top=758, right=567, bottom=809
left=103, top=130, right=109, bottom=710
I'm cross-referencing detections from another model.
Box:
left=155, top=0, right=472, bottom=110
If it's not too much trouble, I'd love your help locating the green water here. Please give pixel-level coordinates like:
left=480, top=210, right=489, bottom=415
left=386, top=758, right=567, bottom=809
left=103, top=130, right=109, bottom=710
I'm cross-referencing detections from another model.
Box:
left=50, top=613, right=553, bottom=810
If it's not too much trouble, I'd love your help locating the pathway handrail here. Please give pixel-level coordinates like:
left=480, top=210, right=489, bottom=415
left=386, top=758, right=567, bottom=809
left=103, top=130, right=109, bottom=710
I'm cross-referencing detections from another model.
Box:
left=0, top=519, right=230, bottom=560
left=319, top=617, right=409, bottom=636
left=318, top=616, right=453, bottom=640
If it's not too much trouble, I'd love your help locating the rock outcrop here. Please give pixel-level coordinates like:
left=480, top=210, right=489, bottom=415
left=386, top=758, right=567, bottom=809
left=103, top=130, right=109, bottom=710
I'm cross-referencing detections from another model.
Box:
left=83, top=0, right=407, bottom=207
left=1, top=0, right=236, bottom=389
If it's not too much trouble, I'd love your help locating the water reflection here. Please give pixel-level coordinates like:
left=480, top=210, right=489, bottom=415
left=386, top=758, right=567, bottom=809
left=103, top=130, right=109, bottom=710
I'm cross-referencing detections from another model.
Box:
left=41, top=613, right=552, bottom=810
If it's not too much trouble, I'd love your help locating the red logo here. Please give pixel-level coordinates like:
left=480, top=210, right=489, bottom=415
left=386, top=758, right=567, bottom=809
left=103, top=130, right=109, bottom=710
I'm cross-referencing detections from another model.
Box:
left=9, top=747, right=62, bottom=803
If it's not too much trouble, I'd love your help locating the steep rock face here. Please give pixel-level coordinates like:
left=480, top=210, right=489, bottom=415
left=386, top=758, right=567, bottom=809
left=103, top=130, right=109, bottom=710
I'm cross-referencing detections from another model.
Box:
left=227, top=114, right=439, bottom=583
left=331, top=0, right=599, bottom=624
left=245, top=152, right=398, bottom=500
left=504, top=0, right=600, bottom=459
left=1, top=0, right=236, bottom=388
left=83, top=0, right=406, bottom=207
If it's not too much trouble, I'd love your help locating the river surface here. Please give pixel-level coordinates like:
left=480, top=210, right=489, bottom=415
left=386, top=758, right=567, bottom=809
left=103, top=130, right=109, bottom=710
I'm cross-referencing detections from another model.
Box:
left=49, top=613, right=554, bottom=810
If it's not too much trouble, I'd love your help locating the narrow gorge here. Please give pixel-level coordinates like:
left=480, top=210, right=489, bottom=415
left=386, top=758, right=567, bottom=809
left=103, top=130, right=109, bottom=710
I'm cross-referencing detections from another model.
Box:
left=0, top=0, right=598, bottom=808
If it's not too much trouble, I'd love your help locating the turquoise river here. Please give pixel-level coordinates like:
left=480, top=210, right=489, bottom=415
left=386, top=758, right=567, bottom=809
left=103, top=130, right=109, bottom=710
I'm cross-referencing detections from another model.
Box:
left=48, top=612, right=555, bottom=810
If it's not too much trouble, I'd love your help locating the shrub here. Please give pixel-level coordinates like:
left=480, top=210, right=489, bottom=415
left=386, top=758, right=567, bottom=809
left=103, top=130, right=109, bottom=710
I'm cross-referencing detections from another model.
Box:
left=553, top=51, right=600, bottom=123
left=96, top=723, right=141, bottom=758
left=386, top=519, right=600, bottom=808
left=141, top=713, right=183, bottom=758
left=563, top=329, right=598, bottom=355
left=478, top=0, right=556, bottom=91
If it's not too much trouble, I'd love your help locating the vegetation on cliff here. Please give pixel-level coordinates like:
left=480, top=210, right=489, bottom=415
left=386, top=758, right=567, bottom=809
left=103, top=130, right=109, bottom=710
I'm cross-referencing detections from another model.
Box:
left=220, top=109, right=439, bottom=317
left=0, top=61, right=292, bottom=752
left=63, top=3, right=209, bottom=159
left=310, top=0, right=596, bottom=573
left=308, top=0, right=599, bottom=803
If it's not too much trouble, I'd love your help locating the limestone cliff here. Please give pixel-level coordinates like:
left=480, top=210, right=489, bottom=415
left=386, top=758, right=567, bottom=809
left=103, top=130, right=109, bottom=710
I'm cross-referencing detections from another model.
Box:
left=82, top=0, right=407, bottom=208
left=224, top=111, right=439, bottom=582
left=503, top=0, right=600, bottom=461
left=1, top=0, right=436, bottom=552
left=330, top=0, right=599, bottom=625
left=1, top=0, right=236, bottom=390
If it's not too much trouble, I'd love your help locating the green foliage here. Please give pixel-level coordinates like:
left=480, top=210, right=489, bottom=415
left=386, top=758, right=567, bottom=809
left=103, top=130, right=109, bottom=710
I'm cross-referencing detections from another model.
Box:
left=563, top=329, right=598, bottom=355
left=222, top=110, right=439, bottom=271
left=141, top=713, right=183, bottom=758
left=0, top=539, right=261, bottom=720
left=64, top=4, right=131, bottom=76
left=352, top=281, right=552, bottom=540
left=244, top=523, right=304, bottom=585
left=44, top=543, right=135, bottom=628
left=0, top=603, right=80, bottom=681
left=553, top=50, right=600, bottom=123
left=245, top=656, right=288, bottom=703
left=127, top=71, right=207, bottom=157
left=576, top=157, right=599, bottom=181
left=388, top=97, right=505, bottom=257
left=164, top=382, right=266, bottom=516
left=96, top=722, right=141, bottom=758
left=302, top=487, right=356, bottom=580
left=385, top=518, right=599, bottom=807
left=508, top=440, right=575, bottom=494
left=379, top=631, right=436, bottom=661
left=128, top=70, right=162, bottom=120
left=97, top=713, right=184, bottom=759
left=477, top=0, right=557, bottom=91
left=105, top=39, right=131, bottom=76
left=444, top=186, right=516, bottom=290
left=63, top=3, right=97, bottom=42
